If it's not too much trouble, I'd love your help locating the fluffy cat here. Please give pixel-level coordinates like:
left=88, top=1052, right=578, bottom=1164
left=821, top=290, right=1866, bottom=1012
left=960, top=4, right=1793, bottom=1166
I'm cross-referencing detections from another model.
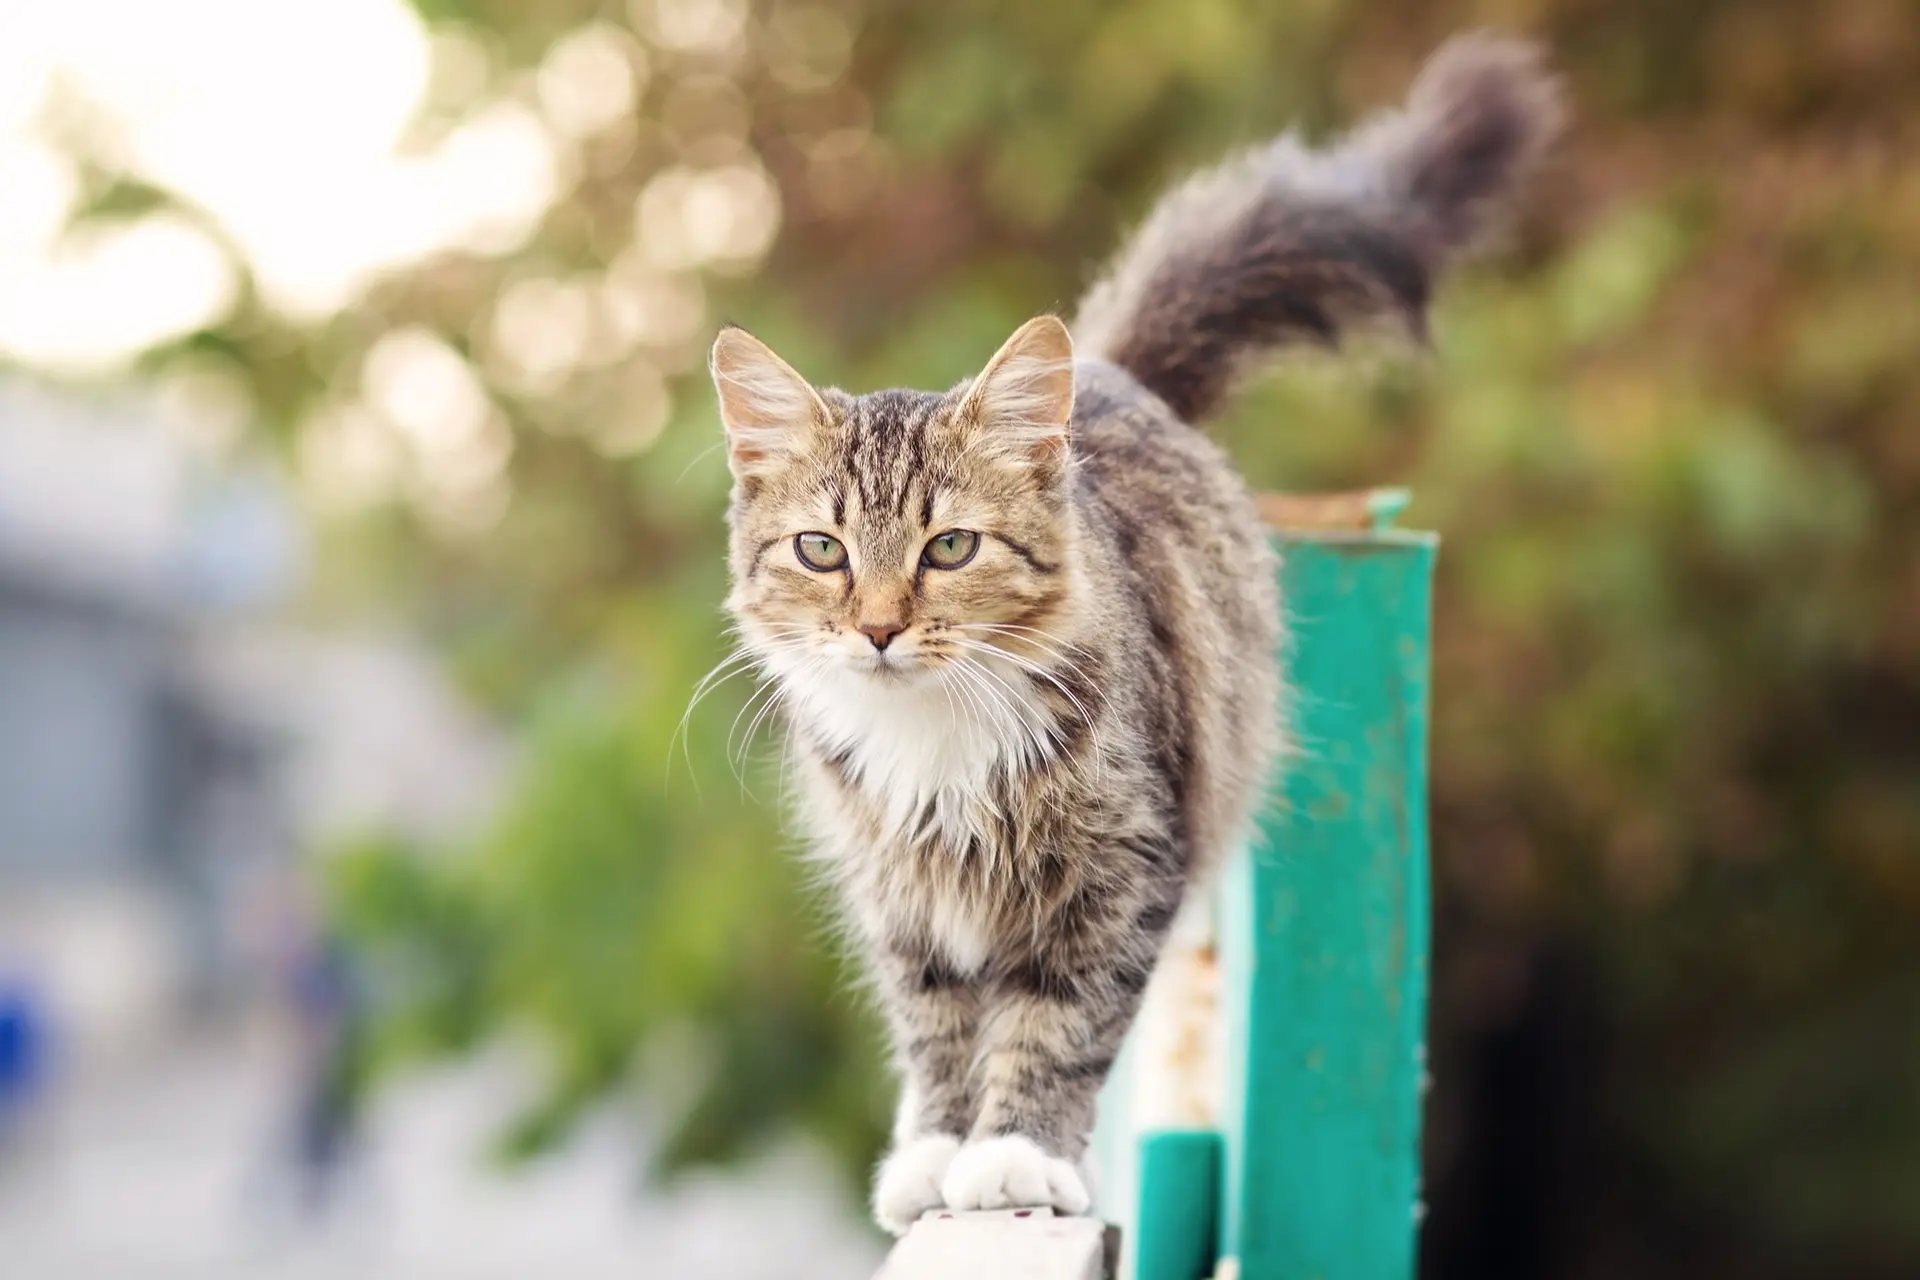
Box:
left=706, top=33, right=1560, bottom=1234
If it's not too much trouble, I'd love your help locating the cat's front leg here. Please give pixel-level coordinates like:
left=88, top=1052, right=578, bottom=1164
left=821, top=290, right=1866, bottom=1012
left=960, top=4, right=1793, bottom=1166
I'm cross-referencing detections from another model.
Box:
left=871, top=947, right=982, bottom=1234
left=941, top=932, right=1160, bottom=1218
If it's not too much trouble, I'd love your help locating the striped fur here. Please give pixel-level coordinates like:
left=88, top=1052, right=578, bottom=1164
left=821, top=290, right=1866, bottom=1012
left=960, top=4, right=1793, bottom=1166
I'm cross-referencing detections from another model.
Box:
left=708, top=34, right=1560, bottom=1233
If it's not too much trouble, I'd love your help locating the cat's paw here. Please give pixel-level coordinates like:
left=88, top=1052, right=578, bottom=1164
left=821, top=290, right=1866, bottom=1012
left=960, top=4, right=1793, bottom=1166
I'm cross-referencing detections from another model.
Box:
left=940, top=1135, right=1091, bottom=1216
left=873, top=1134, right=961, bottom=1235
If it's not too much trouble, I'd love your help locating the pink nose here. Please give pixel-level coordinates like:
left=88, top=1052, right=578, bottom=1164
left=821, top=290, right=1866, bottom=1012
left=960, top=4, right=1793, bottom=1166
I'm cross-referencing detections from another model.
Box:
left=857, top=621, right=905, bottom=651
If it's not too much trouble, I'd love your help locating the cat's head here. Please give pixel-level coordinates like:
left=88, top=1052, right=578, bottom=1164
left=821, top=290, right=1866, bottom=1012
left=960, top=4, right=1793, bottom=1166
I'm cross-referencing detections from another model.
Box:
left=710, top=316, right=1076, bottom=688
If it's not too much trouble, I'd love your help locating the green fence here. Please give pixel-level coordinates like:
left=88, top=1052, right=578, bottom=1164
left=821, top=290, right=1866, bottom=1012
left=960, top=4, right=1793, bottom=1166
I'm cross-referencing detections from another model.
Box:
left=1094, top=493, right=1437, bottom=1280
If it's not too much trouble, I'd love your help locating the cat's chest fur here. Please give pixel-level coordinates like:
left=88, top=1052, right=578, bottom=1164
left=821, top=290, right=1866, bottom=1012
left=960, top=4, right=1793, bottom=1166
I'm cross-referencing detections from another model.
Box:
left=789, top=663, right=1054, bottom=973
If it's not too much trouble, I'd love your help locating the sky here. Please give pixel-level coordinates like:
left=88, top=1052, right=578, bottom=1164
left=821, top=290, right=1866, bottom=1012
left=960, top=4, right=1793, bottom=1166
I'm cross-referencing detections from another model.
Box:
left=0, top=0, right=559, bottom=369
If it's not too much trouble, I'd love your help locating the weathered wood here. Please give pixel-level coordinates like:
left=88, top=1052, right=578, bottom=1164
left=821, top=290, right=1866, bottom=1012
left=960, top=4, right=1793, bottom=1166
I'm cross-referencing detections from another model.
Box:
left=1093, top=903, right=1224, bottom=1280
left=1218, top=518, right=1437, bottom=1280
left=1255, top=487, right=1410, bottom=533
left=1131, top=1130, right=1221, bottom=1280
left=1094, top=492, right=1437, bottom=1280
left=875, top=1210, right=1115, bottom=1280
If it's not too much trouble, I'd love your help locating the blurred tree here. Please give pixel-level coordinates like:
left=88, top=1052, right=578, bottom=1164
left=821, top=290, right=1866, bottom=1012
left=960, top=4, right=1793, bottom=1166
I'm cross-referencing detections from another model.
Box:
left=22, top=0, right=1920, bottom=1271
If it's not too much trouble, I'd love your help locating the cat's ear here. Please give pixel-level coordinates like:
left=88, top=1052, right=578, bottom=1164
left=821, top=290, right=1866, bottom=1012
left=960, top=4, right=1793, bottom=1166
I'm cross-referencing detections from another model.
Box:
left=710, top=326, right=828, bottom=475
left=964, top=315, right=1075, bottom=466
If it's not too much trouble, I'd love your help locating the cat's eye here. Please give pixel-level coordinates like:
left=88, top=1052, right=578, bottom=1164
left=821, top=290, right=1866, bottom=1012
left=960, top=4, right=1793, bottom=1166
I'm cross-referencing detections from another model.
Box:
left=794, top=531, right=848, bottom=571
left=922, top=529, right=979, bottom=570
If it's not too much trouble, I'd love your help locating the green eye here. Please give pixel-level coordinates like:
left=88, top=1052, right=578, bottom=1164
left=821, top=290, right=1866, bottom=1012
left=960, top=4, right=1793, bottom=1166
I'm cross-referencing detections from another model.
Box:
left=922, top=529, right=979, bottom=570
left=794, top=531, right=847, bottom=571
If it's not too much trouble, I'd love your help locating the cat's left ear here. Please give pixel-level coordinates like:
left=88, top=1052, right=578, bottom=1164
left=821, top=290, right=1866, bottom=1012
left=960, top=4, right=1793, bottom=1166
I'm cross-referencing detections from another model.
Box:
left=963, top=315, right=1075, bottom=467
left=710, top=326, right=828, bottom=477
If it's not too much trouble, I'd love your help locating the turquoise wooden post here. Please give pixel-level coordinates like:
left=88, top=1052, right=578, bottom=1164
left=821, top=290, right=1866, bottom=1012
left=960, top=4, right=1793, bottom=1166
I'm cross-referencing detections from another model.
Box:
left=1095, top=492, right=1436, bottom=1280
left=1132, top=1129, right=1222, bottom=1280
left=1216, top=495, right=1437, bottom=1280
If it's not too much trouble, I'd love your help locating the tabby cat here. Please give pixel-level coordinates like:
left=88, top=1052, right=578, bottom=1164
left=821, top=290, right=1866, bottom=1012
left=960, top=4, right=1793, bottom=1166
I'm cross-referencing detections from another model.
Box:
left=707, top=33, right=1560, bottom=1233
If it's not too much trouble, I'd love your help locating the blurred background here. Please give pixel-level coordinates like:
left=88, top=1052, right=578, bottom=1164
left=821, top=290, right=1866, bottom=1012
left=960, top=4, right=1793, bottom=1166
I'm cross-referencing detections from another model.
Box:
left=0, top=0, right=1915, bottom=1277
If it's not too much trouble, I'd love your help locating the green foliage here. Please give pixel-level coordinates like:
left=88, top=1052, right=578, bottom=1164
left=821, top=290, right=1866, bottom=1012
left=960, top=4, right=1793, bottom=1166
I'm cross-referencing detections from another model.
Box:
left=329, top=595, right=892, bottom=1187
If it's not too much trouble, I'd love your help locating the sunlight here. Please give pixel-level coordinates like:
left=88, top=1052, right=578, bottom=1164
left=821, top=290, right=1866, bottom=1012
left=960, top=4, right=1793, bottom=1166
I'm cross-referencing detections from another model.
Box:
left=362, top=327, right=494, bottom=464
left=0, top=138, right=75, bottom=256
left=634, top=0, right=747, bottom=56
left=0, top=214, right=235, bottom=371
left=537, top=24, right=646, bottom=140
left=634, top=161, right=780, bottom=272
left=587, top=366, right=673, bottom=457
left=0, top=0, right=563, bottom=353
left=603, top=256, right=708, bottom=352
left=489, top=277, right=597, bottom=395
left=298, top=399, right=406, bottom=513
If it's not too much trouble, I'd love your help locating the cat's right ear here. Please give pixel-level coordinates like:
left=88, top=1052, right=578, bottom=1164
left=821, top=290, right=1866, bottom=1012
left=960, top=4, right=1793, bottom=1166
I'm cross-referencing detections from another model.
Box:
left=963, top=315, right=1075, bottom=471
left=709, top=326, right=827, bottom=476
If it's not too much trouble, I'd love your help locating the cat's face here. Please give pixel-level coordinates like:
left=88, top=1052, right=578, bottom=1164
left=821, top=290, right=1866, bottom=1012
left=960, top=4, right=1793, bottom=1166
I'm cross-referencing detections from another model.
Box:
left=711, top=317, right=1076, bottom=687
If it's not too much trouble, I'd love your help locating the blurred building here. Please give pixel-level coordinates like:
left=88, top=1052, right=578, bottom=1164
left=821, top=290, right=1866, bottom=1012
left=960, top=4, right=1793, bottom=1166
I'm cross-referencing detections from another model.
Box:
left=0, top=379, right=507, bottom=1067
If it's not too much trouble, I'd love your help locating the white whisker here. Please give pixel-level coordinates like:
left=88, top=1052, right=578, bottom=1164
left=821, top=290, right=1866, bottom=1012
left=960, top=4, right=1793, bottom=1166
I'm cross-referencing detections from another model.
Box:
left=949, top=638, right=1108, bottom=784
left=952, top=655, right=1052, bottom=770
left=726, top=677, right=783, bottom=786
left=950, top=628, right=1118, bottom=741
left=674, top=630, right=818, bottom=794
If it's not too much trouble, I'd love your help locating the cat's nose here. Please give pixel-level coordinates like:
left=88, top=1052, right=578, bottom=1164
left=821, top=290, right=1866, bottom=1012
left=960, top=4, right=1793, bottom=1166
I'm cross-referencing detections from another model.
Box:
left=857, top=620, right=905, bottom=651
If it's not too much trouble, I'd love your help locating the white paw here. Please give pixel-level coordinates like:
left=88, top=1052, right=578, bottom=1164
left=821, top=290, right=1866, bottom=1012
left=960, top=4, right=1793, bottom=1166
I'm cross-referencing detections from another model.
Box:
left=873, top=1134, right=961, bottom=1235
left=940, top=1135, right=1091, bottom=1217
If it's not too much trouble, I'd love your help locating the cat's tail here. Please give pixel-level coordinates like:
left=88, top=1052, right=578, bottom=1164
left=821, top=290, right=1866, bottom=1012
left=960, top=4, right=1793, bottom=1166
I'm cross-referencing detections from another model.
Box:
left=1071, top=32, right=1563, bottom=424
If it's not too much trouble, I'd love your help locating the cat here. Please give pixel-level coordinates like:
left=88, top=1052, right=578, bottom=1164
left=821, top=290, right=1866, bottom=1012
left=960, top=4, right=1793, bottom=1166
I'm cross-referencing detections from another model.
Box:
left=706, top=32, right=1561, bottom=1234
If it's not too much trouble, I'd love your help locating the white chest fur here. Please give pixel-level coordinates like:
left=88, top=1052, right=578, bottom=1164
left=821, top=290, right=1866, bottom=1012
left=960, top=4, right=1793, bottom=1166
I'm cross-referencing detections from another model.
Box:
left=790, top=661, right=1049, bottom=842
left=783, top=658, right=1052, bottom=972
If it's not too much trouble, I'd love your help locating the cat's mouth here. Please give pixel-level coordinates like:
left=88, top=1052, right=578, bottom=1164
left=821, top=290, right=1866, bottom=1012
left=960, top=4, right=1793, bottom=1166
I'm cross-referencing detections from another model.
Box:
left=855, top=645, right=946, bottom=684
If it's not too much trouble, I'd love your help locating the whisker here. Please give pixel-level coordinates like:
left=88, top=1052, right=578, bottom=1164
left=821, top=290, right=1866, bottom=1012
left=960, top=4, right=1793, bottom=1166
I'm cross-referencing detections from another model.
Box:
left=674, top=632, right=818, bottom=793
left=672, top=651, right=763, bottom=797
left=675, top=440, right=726, bottom=486
left=950, top=658, right=1075, bottom=827
left=951, top=624, right=1107, bottom=691
left=948, top=628, right=1118, bottom=730
left=735, top=685, right=792, bottom=799
left=953, top=621, right=1094, bottom=657
left=940, top=659, right=991, bottom=742
left=950, top=621, right=1103, bottom=674
left=726, top=677, right=782, bottom=778
left=953, top=655, right=1052, bottom=769
left=733, top=651, right=835, bottom=790
left=950, top=639, right=1108, bottom=783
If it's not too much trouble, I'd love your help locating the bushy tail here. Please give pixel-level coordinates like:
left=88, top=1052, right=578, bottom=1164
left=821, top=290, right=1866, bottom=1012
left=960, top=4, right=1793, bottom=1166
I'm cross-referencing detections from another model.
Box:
left=1072, top=32, right=1563, bottom=423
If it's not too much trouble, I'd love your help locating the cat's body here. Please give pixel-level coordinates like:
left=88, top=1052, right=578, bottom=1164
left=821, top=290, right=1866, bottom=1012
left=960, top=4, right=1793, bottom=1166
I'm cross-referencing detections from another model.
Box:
left=783, top=359, right=1281, bottom=1200
left=707, top=33, right=1560, bottom=1232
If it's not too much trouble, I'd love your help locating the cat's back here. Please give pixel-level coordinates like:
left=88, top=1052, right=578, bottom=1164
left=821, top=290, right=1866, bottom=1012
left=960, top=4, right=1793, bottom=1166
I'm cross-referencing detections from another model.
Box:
left=1069, top=358, right=1260, bottom=529
left=1066, top=358, right=1281, bottom=865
